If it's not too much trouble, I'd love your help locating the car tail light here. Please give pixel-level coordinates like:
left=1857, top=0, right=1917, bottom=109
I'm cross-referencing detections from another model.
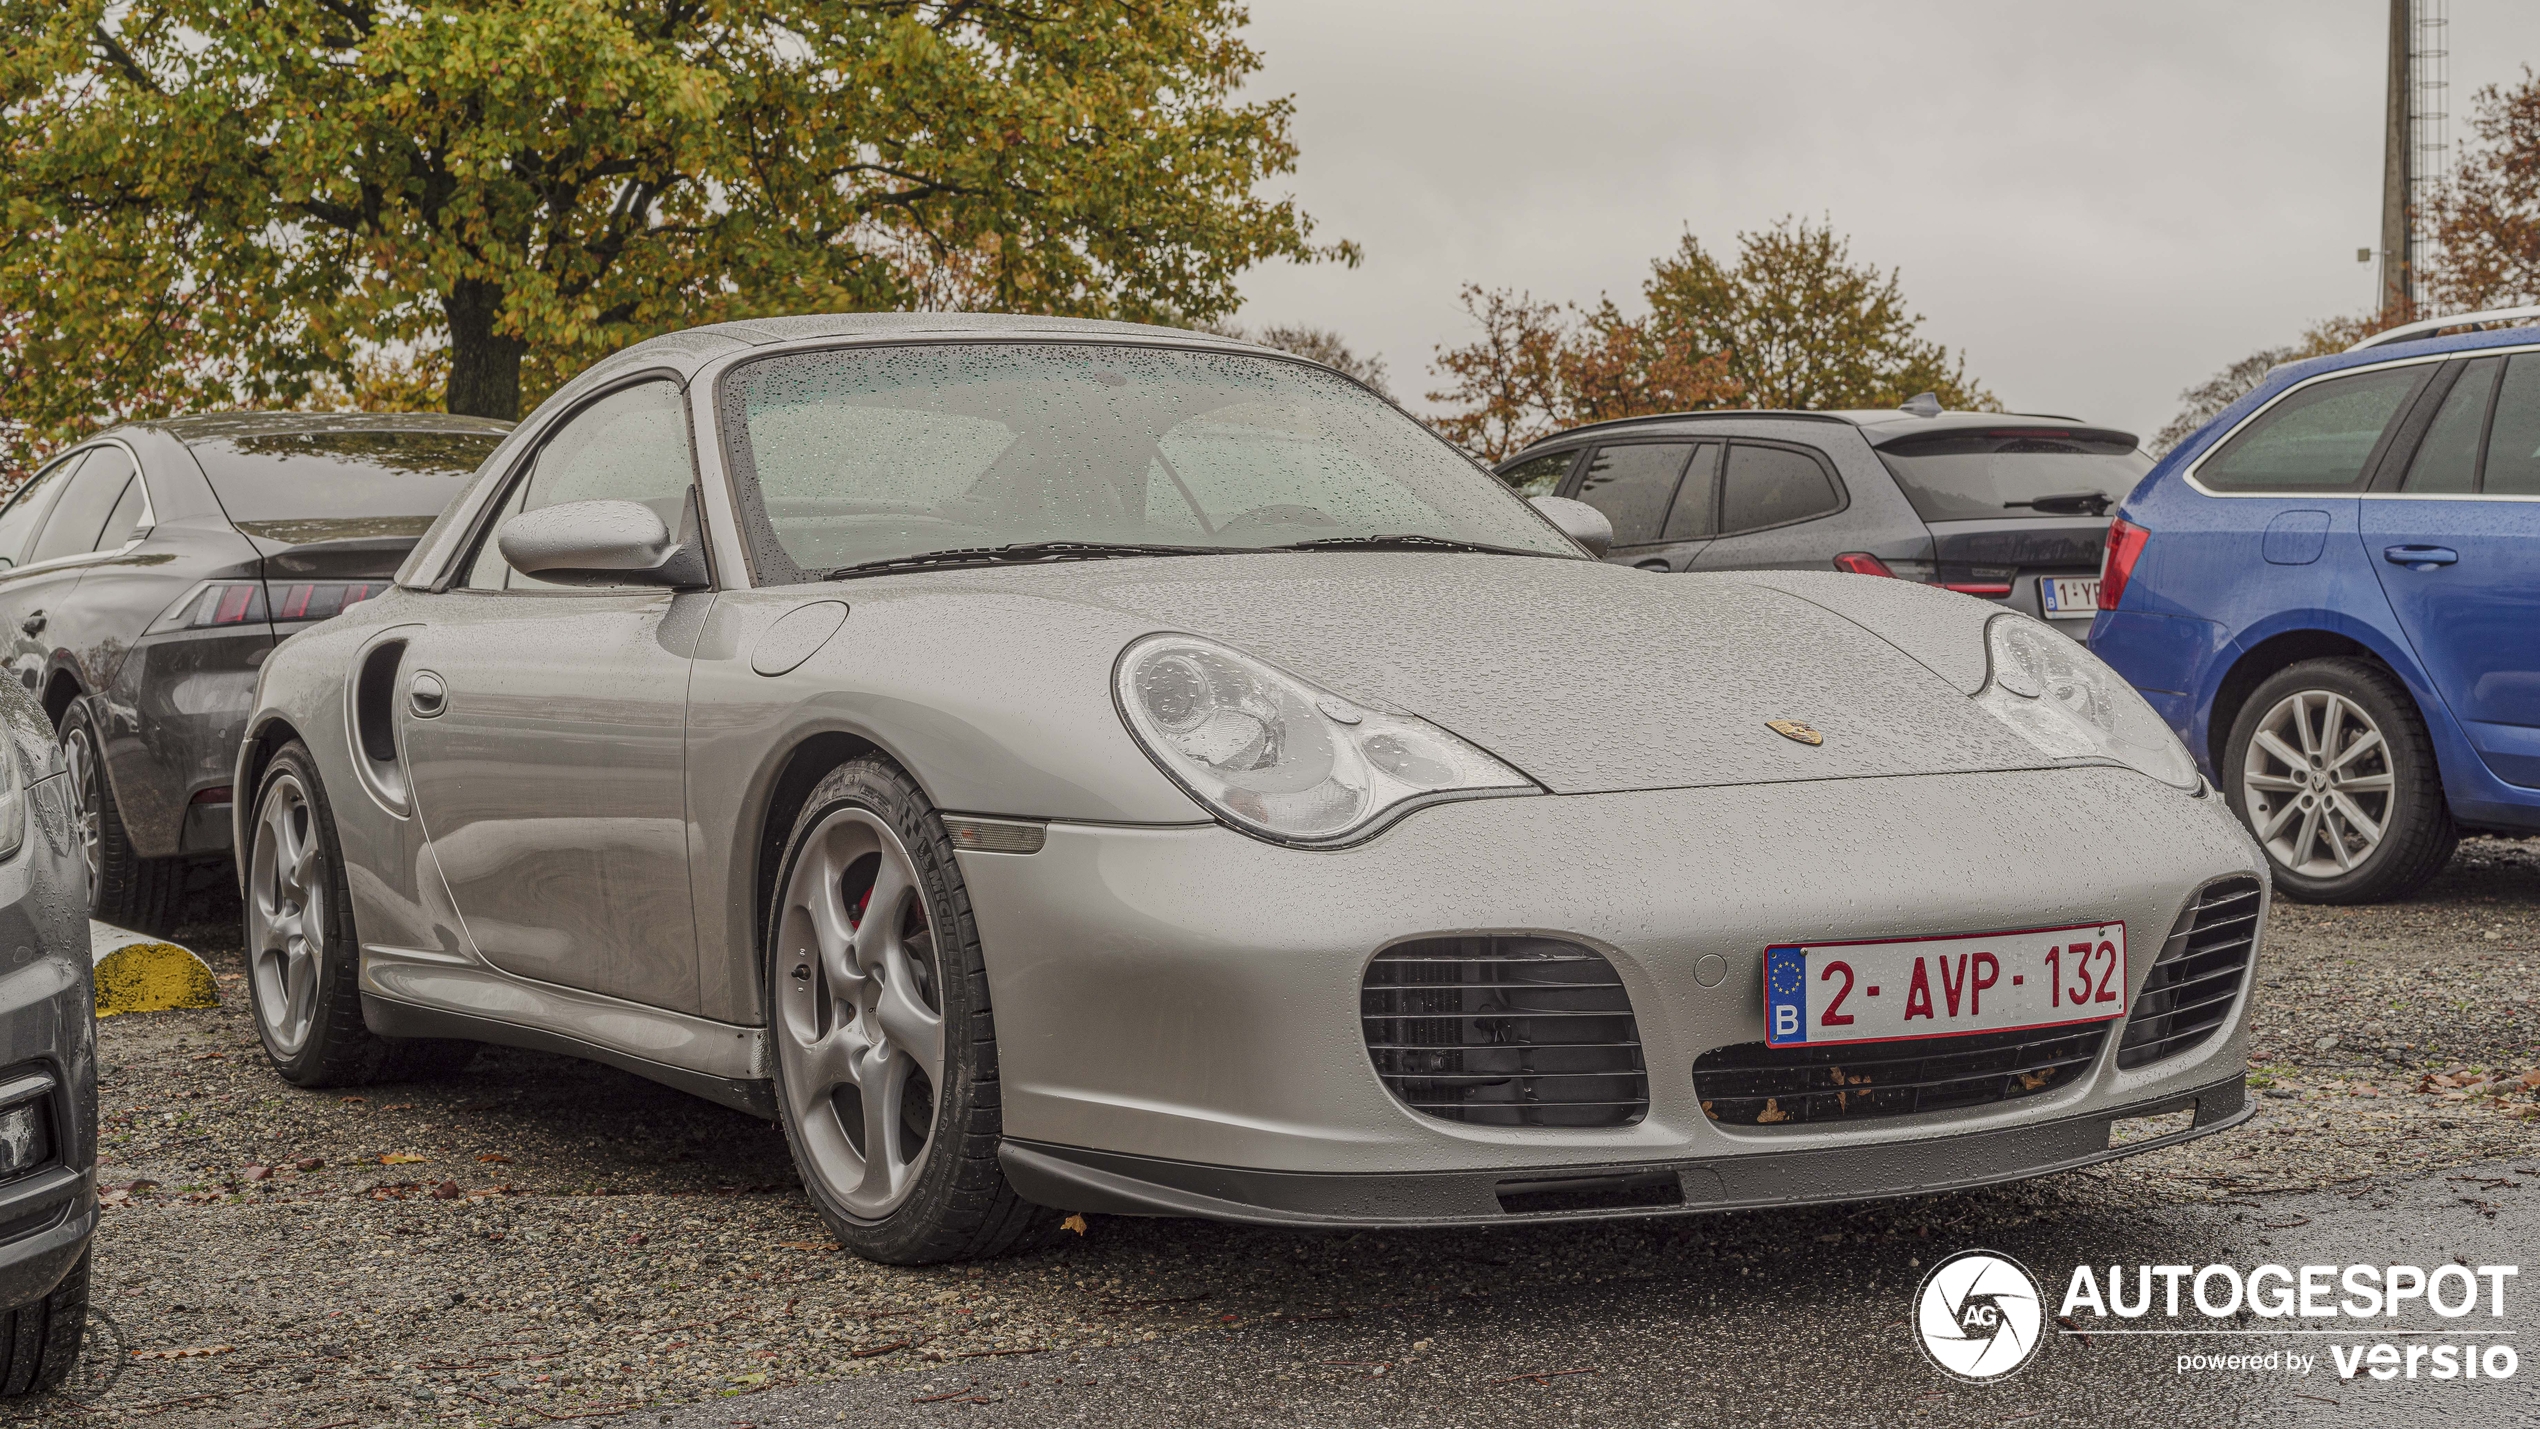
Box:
left=2099, top=518, right=2150, bottom=610
left=267, top=581, right=382, bottom=623
left=148, top=580, right=382, bottom=634
left=1942, top=582, right=2013, bottom=597
left=1831, top=552, right=1894, bottom=577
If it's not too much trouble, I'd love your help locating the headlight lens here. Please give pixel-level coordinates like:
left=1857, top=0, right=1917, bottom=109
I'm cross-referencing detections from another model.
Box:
left=1116, top=633, right=1537, bottom=844
left=1974, top=614, right=2200, bottom=790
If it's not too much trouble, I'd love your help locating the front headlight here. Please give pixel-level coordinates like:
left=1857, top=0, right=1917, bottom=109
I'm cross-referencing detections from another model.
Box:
left=1115, top=633, right=1538, bottom=845
left=1974, top=613, right=2200, bottom=790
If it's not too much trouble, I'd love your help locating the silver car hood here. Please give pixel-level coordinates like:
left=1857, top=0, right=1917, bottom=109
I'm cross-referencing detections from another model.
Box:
left=888, top=553, right=2045, bottom=796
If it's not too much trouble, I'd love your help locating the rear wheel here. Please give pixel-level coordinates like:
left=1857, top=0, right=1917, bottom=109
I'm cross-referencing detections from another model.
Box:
left=0, top=1247, right=87, bottom=1396
left=767, top=757, right=1056, bottom=1264
left=58, top=703, right=184, bottom=935
left=246, top=741, right=473, bottom=1085
left=2224, top=658, right=2456, bottom=903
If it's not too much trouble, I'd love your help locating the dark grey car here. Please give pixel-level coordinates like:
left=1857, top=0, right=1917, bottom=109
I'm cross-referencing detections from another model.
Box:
left=0, top=413, right=510, bottom=930
left=1494, top=404, right=2151, bottom=636
left=0, top=670, right=101, bottom=1395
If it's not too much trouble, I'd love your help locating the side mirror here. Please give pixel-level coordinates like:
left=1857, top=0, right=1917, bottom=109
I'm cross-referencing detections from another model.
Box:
left=1530, top=496, right=1613, bottom=558
left=496, top=499, right=706, bottom=588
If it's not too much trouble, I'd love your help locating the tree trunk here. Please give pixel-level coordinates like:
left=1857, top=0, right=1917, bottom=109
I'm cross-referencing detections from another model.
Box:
left=442, top=278, right=527, bottom=421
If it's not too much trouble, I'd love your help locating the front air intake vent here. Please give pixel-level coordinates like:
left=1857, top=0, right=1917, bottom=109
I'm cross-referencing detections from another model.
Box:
left=2117, top=876, right=2262, bottom=1069
left=1361, top=937, right=1648, bottom=1128
left=1694, top=1023, right=2108, bottom=1127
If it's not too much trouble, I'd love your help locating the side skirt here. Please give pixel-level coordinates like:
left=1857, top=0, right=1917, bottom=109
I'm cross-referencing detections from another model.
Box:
left=362, top=992, right=778, bottom=1120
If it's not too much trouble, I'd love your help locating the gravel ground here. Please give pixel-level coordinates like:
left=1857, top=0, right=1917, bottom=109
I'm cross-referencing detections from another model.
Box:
left=14, top=838, right=2536, bottom=1428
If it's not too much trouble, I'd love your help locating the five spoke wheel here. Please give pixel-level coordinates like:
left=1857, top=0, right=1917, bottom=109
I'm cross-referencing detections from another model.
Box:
left=2240, top=688, right=2394, bottom=878
left=247, top=772, right=327, bottom=1057
left=775, top=808, right=946, bottom=1220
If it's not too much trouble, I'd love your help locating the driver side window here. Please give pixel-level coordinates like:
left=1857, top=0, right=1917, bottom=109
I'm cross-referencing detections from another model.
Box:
left=463, top=381, right=697, bottom=591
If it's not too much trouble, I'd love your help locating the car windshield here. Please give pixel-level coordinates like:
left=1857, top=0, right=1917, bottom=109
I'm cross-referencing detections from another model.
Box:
left=718, top=342, right=1579, bottom=578
left=1874, top=429, right=2150, bottom=522
left=189, top=429, right=505, bottom=543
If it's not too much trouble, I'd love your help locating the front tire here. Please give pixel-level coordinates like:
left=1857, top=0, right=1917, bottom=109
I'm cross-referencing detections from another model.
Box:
left=766, top=757, right=1056, bottom=1264
left=2223, top=658, right=2456, bottom=904
left=58, top=703, right=184, bottom=934
left=0, top=1247, right=87, bottom=1396
left=245, top=741, right=473, bottom=1085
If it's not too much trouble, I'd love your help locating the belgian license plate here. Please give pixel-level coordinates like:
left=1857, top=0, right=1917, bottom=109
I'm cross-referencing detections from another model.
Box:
left=1763, top=923, right=2126, bottom=1047
left=2042, top=576, right=2100, bottom=615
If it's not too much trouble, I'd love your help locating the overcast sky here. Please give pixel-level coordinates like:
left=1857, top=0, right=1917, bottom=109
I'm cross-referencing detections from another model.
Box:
left=1226, top=0, right=2540, bottom=442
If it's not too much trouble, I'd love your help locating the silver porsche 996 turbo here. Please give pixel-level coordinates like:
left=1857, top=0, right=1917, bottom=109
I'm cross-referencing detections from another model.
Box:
left=235, top=314, right=2267, bottom=1264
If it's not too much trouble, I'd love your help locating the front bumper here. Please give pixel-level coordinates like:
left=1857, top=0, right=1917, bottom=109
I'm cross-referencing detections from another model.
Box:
left=0, top=773, right=100, bottom=1307
left=959, top=765, right=2266, bottom=1221
left=1003, top=1074, right=2248, bottom=1226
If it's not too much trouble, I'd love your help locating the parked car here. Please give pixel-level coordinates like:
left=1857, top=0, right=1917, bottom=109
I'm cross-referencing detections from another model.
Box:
left=2091, top=307, right=2540, bottom=903
left=1494, top=402, right=2149, bottom=638
left=0, top=672, right=101, bottom=1395
left=0, top=414, right=510, bottom=931
left=238, top=315, right=2260, bottom=1265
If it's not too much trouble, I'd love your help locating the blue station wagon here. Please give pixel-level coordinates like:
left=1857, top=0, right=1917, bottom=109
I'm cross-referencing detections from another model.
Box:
left=2092, top=307, right=2540, bottom=902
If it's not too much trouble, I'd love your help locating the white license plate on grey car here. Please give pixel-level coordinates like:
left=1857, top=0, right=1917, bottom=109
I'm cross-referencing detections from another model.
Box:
left=2042, top=576, right=2100, bottom=615
left=1763, top=923, right=2127, bottom=1047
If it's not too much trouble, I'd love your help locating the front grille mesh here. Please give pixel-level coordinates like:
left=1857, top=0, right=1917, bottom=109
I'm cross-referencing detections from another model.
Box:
left=1693, top=1022, right=2109, bottom=1127
left=2117, top=876, right=2262, bottom=1069
left=1361, top=937, right=1648, bottom=1128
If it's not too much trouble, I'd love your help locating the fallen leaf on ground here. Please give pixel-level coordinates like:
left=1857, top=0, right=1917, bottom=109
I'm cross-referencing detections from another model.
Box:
left=1061, top=1214, right=1088, bottom=1235
left=431, top=1181, right=461, bottom=1200
left=293, top=1157, right=324, bottom=1172
left=475, top=1152, right=512, bottom=1164
left=338, top=1096, right=367, bottom=1104
left=380, top=1153, right=427, bottom=1165
left=242, top=1165, right=270, bottom=1182
left=133, top=1345, right=235, bottom=1360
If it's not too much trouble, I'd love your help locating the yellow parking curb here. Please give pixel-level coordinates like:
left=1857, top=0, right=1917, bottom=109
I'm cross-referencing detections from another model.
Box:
left=91, top=923, right=220, bottom=1018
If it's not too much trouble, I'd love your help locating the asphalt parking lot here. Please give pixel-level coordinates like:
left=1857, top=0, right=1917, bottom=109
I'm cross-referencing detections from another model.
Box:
left=18, top=838, right=2538, bottom=1429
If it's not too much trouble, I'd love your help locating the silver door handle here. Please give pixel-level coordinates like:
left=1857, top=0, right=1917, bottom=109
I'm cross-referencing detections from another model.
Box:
left=407, top=670, right=448, bottom=718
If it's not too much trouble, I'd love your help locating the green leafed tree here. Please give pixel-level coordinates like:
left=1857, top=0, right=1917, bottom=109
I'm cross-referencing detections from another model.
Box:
left=0, top=0, right=1352, bottom=476
left=1644, top=216, right=1994, bottom=412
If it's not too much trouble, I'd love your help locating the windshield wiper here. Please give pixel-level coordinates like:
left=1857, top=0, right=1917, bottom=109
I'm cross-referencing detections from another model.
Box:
left=2002, top=492, right=2114, bottom=516
left=826, top=541, right=1238, bottom=580
left=1265, top=533, right=1560, bottom=558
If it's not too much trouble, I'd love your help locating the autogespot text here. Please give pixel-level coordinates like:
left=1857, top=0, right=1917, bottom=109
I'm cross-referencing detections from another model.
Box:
left=2058, top=1263, right=2520, bottom=1383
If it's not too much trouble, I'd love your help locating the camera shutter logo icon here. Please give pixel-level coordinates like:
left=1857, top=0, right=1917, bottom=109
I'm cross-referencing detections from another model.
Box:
left=1913, top=1250, right=2045, bottom=1381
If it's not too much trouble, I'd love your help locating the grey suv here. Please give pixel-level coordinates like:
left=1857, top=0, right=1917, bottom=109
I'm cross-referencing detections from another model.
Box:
left=1494, top=402, right=2150, bottom=636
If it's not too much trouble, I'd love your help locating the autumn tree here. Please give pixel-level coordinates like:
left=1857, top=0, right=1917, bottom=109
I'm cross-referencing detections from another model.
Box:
left=0, top=0, right=1353, bottom=473
left=1646, top=217, right=1993, bottom=412
left=1424, top=286, right=1737, bottom=461
left=2428, top=67, right=2540, bottom=312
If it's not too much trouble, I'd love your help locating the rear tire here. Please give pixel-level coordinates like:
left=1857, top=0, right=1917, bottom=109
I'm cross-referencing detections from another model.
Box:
left=2223, top=658, right=2456, bottom=904
left=0, top=1247, right=88, bottom=1396
left=58, top=703, right=184, bottom=935
left=765, top=757, right=1058, bottom=1265
left=244, top=741, right=473, bottom=1086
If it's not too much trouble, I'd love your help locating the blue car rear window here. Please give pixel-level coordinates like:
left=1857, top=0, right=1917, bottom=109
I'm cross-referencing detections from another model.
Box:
left=2194, top=366, right=2423, bottom=493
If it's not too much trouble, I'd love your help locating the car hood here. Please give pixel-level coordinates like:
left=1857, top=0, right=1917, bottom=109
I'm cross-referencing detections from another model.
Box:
left=856, top=553, right=2045, bottom=797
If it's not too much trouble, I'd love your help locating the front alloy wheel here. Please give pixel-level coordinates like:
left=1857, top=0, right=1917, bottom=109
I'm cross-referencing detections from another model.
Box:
left=765, top=757, right=1056, bottom=1264
left=774, top=807, right=946, bottom=1219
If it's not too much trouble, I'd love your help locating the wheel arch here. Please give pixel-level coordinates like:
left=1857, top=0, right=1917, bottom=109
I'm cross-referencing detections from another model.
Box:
left=746, top=730, right=886, bottom=1013
left=2206, top=630, right=2391, bottom=773
left=38, top=668, right=80, bottom=731
left=232, top=714, right=304, bottom=891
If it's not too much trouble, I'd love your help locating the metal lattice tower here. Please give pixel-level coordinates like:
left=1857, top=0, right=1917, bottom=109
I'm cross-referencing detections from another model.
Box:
left=2409, top=0, right=2449, bottom=311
